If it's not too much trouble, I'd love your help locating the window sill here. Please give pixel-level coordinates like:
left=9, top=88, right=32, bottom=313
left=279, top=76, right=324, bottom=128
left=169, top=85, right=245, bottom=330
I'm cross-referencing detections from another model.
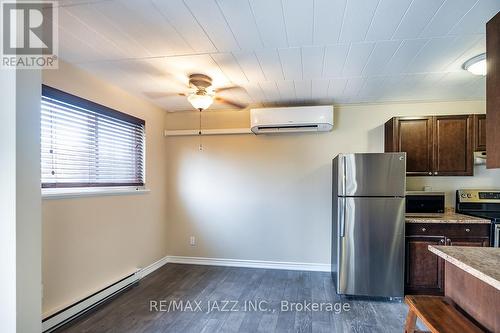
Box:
left=42, top=186, right=150, bottom=200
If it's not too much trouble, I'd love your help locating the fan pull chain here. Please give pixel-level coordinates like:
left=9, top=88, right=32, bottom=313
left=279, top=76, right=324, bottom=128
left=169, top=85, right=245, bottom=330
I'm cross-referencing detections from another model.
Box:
left=198, top=108, right=203, bottom=151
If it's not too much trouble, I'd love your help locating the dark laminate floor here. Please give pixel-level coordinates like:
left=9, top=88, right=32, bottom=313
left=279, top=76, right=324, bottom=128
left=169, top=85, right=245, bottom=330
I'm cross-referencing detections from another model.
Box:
left=56, top=264, right=410, bottom=333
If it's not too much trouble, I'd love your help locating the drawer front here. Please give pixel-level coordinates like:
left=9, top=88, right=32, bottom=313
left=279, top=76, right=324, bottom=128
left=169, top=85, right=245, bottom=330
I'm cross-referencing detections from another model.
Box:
left=443, top=224, right=490, bottom=238
left=406, top=223, right=447, bottom=236
left=406, top=223, right=490, bottom=237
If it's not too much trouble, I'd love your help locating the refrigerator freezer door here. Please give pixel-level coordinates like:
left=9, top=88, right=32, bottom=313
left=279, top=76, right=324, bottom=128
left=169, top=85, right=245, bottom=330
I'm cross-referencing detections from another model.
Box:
left=338, top=153, right=406, bottom=197
left=337, top=197, right=405, bottom=297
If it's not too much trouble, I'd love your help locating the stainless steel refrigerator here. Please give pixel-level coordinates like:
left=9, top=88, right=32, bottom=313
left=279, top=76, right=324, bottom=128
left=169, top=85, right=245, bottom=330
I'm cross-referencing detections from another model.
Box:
left=332, top=153, right=406, bottom=298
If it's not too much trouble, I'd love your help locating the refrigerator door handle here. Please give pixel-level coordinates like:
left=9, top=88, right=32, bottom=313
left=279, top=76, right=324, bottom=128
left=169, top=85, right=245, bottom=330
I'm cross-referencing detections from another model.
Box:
left=339, top=198, right=346, bottom=237
left=342, top=155, right=347, bottom=196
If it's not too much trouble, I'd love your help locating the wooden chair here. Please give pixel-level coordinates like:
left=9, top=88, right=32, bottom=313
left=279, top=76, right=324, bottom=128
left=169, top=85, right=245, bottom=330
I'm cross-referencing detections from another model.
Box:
left=404, top=295, right=485, bottom=333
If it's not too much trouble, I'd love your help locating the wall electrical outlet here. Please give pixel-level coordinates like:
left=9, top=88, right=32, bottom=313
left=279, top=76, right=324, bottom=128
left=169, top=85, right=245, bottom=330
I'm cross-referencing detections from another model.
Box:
left=189, top=236, right=196, bottom=246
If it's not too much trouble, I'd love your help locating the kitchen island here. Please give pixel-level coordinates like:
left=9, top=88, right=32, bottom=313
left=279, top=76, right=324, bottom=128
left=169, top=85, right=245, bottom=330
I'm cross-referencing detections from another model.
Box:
left=428, top=245, right=500, bottom=332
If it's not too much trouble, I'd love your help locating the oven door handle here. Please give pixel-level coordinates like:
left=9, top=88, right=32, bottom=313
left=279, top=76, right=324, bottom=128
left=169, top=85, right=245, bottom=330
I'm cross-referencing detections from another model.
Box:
left=495, top=225, right=500, bottom=247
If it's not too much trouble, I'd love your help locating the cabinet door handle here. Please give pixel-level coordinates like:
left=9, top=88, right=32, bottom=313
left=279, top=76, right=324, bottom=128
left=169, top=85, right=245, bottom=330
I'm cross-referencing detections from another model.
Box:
left=421, top=227, right=426, bottom=232
left=434, top=172, right=438, bottom=175
left=428, top=172, right=432, bottom=175
left=406, top=235, right=446, bottom=239
left=465, top=228, right=470, bottom=233
left=440, top=239, right=445, bottom=244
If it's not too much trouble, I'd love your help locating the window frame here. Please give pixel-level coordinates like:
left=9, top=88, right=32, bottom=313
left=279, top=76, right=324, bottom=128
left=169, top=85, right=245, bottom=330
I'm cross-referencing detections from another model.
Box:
left=41, top=85, right=146, bottom=189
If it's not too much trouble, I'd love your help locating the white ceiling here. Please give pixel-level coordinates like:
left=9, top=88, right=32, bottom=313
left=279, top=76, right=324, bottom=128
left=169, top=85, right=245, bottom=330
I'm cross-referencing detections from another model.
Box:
left=55, top=0, right=500, bottom=111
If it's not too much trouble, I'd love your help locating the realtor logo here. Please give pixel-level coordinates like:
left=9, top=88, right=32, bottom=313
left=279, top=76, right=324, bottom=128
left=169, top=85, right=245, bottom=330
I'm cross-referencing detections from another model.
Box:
left=1, top=0, right=58, bottom=68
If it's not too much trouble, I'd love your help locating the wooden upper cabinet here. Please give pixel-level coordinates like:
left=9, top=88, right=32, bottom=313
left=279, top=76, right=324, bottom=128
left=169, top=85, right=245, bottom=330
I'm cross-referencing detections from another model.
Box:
left=487, top=12, right=500, bottom=168
left=385, top=117, right=433, bottom=176
left=433, top=115, right=473, bottom=176
left=385, top=115, right=473, bottom=176
left=473, top=114, right=487, bottom=151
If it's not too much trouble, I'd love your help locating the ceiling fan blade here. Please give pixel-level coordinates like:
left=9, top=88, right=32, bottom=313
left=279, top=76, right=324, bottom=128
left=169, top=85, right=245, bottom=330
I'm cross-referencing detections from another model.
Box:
left=144, top=92, right=186, bottom=99
left=214, top=86, right=246, bottom=93
left=215, top=97, right=247, bottom=109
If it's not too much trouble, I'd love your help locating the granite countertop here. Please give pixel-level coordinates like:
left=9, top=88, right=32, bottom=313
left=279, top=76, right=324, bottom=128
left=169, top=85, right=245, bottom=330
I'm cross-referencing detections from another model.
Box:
left=428, top=245, right=500, bottom=290
left=405, top=212, right=490, bottom=224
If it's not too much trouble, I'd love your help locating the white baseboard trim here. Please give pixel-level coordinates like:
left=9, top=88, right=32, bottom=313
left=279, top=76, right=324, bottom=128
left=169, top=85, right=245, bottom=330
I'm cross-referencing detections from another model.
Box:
left=166, top=256, right=330, bottom=272
left=138, top=256, right=169, bottom=279
left=42, top=255, right=169, bottom=333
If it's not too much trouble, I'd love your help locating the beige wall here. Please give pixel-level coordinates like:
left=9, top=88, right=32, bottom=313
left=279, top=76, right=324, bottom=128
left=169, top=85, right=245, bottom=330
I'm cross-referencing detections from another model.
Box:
left=42, top=62, right=168, bottom=316
left=165, top=100, right=500, bottom=265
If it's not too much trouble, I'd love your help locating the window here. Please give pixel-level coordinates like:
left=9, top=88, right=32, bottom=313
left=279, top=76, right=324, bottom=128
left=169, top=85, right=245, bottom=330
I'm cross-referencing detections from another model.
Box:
left=41, top=85, right=145, bottom=188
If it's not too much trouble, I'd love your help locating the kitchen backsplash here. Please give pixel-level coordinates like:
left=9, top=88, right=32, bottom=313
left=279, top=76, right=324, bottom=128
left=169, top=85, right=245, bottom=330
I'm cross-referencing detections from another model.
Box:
left=406, top=165, right=500, bottom=207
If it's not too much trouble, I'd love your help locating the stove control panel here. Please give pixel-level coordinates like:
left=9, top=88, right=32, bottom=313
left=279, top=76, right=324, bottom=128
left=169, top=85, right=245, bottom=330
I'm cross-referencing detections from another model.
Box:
left=479, top=192, right=500, bottom=200
left=457, top=189, right=500, bottom=203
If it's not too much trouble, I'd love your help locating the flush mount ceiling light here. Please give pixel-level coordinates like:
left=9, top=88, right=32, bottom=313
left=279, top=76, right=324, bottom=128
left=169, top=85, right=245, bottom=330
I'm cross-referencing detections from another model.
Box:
left=463, top=53, right=486, bottom=76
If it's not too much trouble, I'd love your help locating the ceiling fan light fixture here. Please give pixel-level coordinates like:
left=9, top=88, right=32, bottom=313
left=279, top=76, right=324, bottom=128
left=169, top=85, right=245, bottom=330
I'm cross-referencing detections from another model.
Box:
left=187, top=92, right=213, bottom=110
left=463, top=53, right=486, bottom=76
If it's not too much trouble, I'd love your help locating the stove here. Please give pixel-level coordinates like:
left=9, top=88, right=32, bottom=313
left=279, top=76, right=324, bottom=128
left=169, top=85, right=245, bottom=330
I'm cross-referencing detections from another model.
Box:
left=456, top=189, right=500, bottom=247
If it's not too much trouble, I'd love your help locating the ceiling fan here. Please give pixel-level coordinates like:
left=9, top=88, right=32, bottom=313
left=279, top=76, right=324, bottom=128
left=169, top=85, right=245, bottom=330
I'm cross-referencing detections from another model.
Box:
left=146, top=73, right=248, bottom=111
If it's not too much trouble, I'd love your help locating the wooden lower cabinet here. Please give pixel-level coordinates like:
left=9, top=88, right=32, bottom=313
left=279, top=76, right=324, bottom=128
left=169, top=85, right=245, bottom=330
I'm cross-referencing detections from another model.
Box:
left=447, top=237, right=490, bottom=247
left=405, top=223, right=490, bottom=296
left=405, top=235, right=446, bottom=295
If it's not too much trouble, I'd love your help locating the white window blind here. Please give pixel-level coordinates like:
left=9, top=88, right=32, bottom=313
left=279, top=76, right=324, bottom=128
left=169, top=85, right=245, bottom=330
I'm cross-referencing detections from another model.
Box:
left=41, top=85, right=145, bottom=188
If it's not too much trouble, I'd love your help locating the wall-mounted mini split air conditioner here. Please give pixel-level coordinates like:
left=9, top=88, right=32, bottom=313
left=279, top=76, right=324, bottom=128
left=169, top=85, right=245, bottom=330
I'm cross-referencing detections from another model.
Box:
left=250, top=105, right=334, bottom=134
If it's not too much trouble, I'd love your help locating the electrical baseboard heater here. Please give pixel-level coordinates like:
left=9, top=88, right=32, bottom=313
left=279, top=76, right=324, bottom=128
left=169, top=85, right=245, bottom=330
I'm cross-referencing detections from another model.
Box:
left=42, top=272, right=140, bottom=332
